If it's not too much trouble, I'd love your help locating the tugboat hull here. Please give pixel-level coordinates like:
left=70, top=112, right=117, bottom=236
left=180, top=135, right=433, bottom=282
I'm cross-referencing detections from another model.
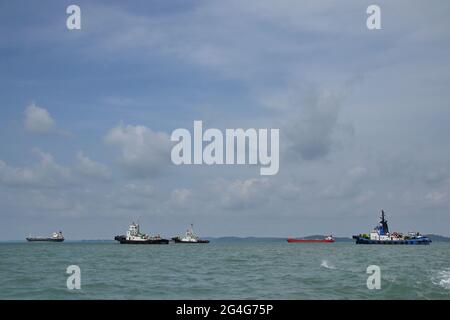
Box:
left=172, top=237, right=209, bottom=243
left=352, top=236, right=431, bottom=245
left=114, top=235, right=169, bottom=244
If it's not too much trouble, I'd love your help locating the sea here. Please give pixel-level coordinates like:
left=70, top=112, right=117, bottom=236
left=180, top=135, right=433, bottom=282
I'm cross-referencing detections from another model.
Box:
left=0, top=239, right=449, bottom=299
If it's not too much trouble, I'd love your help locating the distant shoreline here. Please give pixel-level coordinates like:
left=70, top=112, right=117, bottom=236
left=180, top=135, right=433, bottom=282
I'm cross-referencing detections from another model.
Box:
left=1, top=234, right=450, bottom=243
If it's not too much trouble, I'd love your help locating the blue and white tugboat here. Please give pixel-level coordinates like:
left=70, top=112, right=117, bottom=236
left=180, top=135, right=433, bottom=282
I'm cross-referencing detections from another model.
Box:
left=114, top=222, right=169, bottom=244
left=352, top=210, right=431, bottom=245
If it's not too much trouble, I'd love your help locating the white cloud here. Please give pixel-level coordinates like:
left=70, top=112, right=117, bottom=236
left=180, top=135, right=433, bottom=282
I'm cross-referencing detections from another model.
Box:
left=171, top=188, right=192, bottom=208
left=218, top=178, right=272, bottom=209
left=0, top=149, right=110, bottom=188
left=322, top=166, right=369, bottom=199
left=2, top=1, right=450, bottom=237
left=0, top=149, right=71, bottom=188
left=425, top=191, right=446, bottom=205
left=0, top=160, right=37, bottom=187
left=75, top=151, right=111, bottom=180
left=103, top=183, right=157, bottom=212
left=355, top=190, right=375, bottom=205
left=348, top=166, right=368, bottom=179
left=123, top=183, right=154, bottom=197
left=278, top=182, right=302, bottom=200
left=104, top=123, right=171, bottom=177
left=29, top=191, right=84, bottom=216
left=24, top=103, right=56, bottom=133
left=282, top=85, right=352, bottom=161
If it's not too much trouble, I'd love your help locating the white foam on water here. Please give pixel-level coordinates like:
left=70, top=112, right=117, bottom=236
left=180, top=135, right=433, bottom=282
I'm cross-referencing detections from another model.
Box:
left=432, top=269, right=450, bottom=289
left=320, top=260, right=336, bottom=270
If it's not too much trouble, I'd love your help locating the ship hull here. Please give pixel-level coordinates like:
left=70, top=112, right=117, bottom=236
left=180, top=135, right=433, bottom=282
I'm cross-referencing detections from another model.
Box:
left=287, top=238, right=335, bottom=243
left=114, top=235, right=169, bottom=244
left=352, top=236, right=431, bottom=245
left=26, top=238, right=64, bottom=242
left=172, top=237, right=210, bottom=243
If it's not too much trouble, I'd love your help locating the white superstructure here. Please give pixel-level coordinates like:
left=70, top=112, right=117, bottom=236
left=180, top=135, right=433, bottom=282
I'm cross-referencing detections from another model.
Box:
left=179, top=224, right=200, bottom=242
left=125, top=222, right=161, bottom=241
left=369, top=231, right=400, bottom=241
left=52, top=231, right=64, bottom=240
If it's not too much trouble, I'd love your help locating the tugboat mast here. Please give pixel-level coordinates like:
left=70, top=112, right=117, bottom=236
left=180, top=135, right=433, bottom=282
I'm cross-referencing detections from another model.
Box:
left=380, top=210, right=389, bottom=234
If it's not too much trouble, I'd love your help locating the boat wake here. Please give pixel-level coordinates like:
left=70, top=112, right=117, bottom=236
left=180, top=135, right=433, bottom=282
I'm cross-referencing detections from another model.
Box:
left=320, top=260, right=336, bottom=270
left=432, top=269, right=450, bottom=289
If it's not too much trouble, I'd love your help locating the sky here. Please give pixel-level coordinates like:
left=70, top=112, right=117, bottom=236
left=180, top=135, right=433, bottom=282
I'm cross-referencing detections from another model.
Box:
left=1, top=0, right=450, bottom=239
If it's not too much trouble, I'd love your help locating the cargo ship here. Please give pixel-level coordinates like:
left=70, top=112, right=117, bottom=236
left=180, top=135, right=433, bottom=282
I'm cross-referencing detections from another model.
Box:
left=287, top=235, right=335, bottom=243
left=114, top=222, right=169, bottom=244
left=352, top=210, right=431, bottom=245
left=172, top=224, right=210, bottom=243
left=26, top=231, right=64, bottom=242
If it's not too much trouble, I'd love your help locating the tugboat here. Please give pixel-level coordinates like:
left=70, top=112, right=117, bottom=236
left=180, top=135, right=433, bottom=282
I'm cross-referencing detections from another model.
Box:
left=172, top=224, right=210, bottom=243
left=287, top=235, right=335, bottom=243
left=114, top=222, right=169, bottom=244
left=352, top=210, right=432, bottom=245
left=26, top=231, right=64, bottom=242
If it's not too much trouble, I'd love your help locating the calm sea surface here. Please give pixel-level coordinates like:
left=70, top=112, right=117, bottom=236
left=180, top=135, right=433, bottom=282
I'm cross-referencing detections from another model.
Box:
left=0, top=240, right=449, bottom=299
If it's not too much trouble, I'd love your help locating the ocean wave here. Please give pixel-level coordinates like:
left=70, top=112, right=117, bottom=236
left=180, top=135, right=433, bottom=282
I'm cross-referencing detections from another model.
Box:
left=320, top=260, right=336, bottom=270
left=432, top=269, right=450, bottom=289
